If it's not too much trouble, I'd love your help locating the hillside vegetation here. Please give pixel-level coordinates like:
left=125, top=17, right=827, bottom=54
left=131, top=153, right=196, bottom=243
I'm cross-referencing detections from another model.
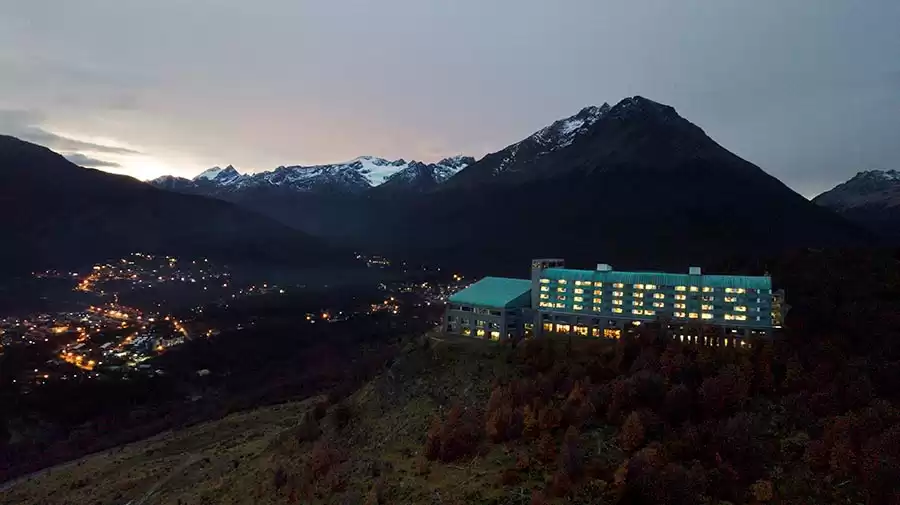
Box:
left=4, top=249, right=900, bottom=504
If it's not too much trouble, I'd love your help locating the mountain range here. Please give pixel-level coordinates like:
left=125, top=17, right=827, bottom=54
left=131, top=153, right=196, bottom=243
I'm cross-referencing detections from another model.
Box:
left=0, top=135, right=352, bottom=278
left=2, top=96, right=877, bottom=278
left=813, top=169, right=900, bottom=239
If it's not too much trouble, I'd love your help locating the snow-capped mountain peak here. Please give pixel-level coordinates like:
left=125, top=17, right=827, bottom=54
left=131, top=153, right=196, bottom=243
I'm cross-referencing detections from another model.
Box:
left=532, top=103, right=611, bottom=151
left=193, top=165, right=242, bottom=184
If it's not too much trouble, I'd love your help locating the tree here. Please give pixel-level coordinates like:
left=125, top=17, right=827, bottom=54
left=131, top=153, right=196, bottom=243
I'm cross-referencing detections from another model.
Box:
left=559, top=426, right=584, bottom=479
left=523, top=405, right=540, bottom=439
left=620, top=411, right=646, bottom=452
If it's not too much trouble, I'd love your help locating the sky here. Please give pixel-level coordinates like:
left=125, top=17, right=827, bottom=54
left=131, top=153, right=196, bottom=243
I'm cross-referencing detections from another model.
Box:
left=1, top=1, right=898, bottom=197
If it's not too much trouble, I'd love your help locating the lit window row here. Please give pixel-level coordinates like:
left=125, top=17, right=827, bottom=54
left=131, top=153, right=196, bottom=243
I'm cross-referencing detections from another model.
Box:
left=645, top=284, right=657, bottom=290
left=725, top=287, right=746, bottom=294
left=674, top=303, right=686, bottom=309
left=558, top=279, right=567, bottom=284
left=593, top=289, right=603, bottom=295
left=734, top=306, right=747, bottom=312
left=633, top=284, right=644, bottom=289
left=632, top=300, right=643, bottom=307
left=702, top=313, right=713, bottom=320
left=539, top=301, right=552, bottom=308
left=690, top=286, right=699, bottom=292
left=633, top=292, right=644, bottom=298
left=688, top=312, right=699, bottom=319
left=633, top=309, right=643, bottom=315
left=540, top=293, right=549, bottom=299
left=675, top=286, right=686, bottom=292
left=557, top=287, right=567, bottom=293
left=645, top=310, right=656, bottom=316
left=574, top=280, right=588, bottom=286
left=557, top=295, right=566, bottom=301
left=573, top=304, right=584, bottom=311
left=593, top=298, right=602, bottom=303
left=702, top=304, right=713, bottom=310
left=613, top=282, right=624, bottom=288
left=555, top=303, right=565, bottom=309
left=724, top=314, right=748, bottom=321
left=574, top=296, right=584, bottom=302
left=612, top=308, right=623, bottom=314
left=702, top=286, right=715, bottom=293
left=674, top=311, right=686, bottom=318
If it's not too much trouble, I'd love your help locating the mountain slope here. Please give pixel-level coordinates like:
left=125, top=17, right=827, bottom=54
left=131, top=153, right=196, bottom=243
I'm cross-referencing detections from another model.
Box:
left=0, top=136, right=352, bottom=277
left=358, top=97, right=871, bottom=274
left=813, top=170, right=900, bottom=240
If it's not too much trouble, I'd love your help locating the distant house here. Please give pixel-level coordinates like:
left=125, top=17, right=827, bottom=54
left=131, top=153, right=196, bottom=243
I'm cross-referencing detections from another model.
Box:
left=443, top=259, right=785, bottom=344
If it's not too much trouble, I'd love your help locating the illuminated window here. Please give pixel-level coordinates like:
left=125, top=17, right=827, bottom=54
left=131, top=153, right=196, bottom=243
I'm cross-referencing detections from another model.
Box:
left=633, top=284, right=644, bottom=289
left=702, top=296, right=715, bottom=302
left=593, top=297, right=602, bottom=304
left=557, top=287, right=567, bottom=293
left=701, top=313, right=713, bottom=320
left=735, top=306, right=747, bottom=312
left=593, top=289, right=603, bottom=295
left=632, top=309, right=644, bottom=315
left=593, top=306, right=604, bottom=312
left=735, top=314, right=747, bottom=321
left=604, top=328, right=621, bottom=339
left=725, top=296, right=737, bottom=303
left=542, top=322, right=553, bottom=331
left=540, top=278, right=550, bottom=284
left=557, top=295, right=566, bottom=301
left=689, top=286, right=699, bottom=292
left=490, top=331, right=500, bottom=341
left=612, top=299, right=623, bottom=305
left=573, top=304, right=584, bottom=311
left=462, top=328, right=472, bottom=336
left=724, top=314, right=734, bottom=320
left=702, top=304, right=713, bottom=310
left=675, top=286, right=687, bottom=291
left=632, top=300, right=643, bottom=306
left=540, top=286, right=549, bottom=292
left=633, top=292, right=644, bottom=298
left=688, top=312, right=699, bottom=319
left=555, top=303, right=565, bottom=309
left=674, top=311, right=686, bottom=318
left=540, top=293, right=549, bottom=299
left=674, top=303, right=686, bottom=309
left=613, top=282, right=624, bottom=288
left=652, top=302, right=665, bottom=308
left=574, top=326, right=588, bottom=336
left=645, top=310, right=656, bottom=316
left=612, top=308, right=623, bottom=314
left=645, top=284, right=657, bottom=290
left=725, top=287, right=746, bottom=294
left=555, top=323, right=571, bottom=333
left=574, top=280, right=584, bottom=286
left=539, top=302, right=552, bottom=308
left=594, top=281, right=603, bottom=287
left=574, top=296, right=584, bottom=302
left=653, top=293, right=665, bottom=299
left=675, top=294, right=687, bottom=301
left=558, top=279, right=567, bottom=284
left=702, top=286, right=714, bottom=293
left=613, top=291, right=624, bottom=297
left=591, top=328, right=601, bottom=337
left=574, top=288, right=584, bottom=294
left=476, top=328, right=486, bottom=337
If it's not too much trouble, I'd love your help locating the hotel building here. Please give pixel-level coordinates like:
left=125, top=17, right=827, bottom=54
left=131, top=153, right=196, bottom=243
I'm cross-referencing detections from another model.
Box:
left=444, top=259, right=785, bottom=344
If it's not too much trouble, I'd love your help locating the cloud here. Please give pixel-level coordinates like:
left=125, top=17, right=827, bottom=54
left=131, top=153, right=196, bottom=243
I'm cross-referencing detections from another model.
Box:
left=63, top=152, right=120, bottom=168
left=0, top=109, right=140, bottom=155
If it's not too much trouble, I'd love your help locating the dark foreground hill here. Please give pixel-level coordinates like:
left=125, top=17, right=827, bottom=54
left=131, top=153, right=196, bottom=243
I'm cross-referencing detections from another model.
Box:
left=0, top=136, right=353, bottom=277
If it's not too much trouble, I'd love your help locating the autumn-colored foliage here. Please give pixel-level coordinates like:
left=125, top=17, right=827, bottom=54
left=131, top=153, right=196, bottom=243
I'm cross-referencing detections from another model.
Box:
left=619, top=411, right=646, bottom=451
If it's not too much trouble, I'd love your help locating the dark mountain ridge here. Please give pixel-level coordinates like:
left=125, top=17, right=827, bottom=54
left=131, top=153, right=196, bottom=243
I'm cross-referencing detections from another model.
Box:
left=0, top=135, right=352, bottom=277
left=813, top=169, right=900, bottom=240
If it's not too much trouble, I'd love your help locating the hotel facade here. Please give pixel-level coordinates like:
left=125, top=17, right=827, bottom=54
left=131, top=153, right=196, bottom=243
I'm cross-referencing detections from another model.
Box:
left=444, top=259, right=785, bottom=344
